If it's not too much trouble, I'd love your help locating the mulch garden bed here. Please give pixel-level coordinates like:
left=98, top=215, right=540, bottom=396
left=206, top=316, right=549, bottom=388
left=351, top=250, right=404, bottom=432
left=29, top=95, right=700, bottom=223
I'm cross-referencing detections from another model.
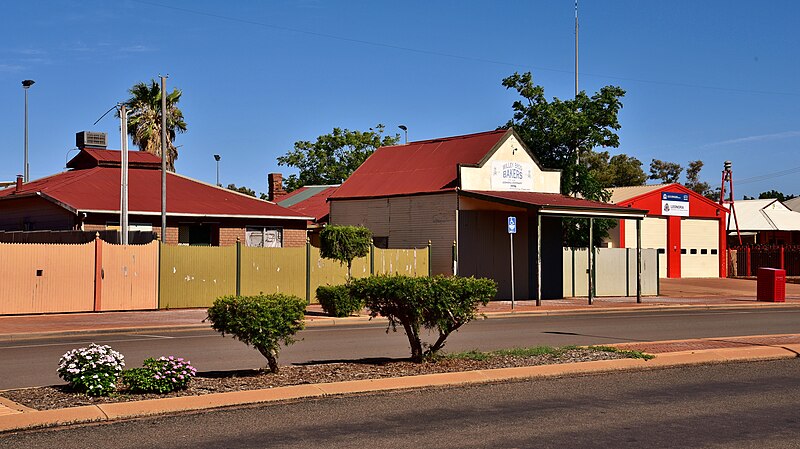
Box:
left=2, top=348, right=635, bottom=411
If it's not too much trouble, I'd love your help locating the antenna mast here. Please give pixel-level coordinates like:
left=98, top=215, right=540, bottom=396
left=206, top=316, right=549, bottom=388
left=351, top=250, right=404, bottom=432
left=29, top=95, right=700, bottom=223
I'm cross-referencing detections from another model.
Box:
left=720, top=160, right=742, bottom=246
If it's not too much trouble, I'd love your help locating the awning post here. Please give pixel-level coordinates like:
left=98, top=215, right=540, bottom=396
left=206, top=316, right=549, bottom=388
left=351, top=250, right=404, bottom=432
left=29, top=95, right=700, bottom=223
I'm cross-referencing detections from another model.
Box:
left=588, top=217, right=593, bottom=305
left=536, top=213, right=542, bottom=306
left=636, top=218, right=642, bottom=303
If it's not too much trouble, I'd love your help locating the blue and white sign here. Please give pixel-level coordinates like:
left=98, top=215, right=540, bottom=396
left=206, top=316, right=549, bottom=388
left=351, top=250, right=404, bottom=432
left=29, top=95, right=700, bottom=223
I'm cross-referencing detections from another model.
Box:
left=661, top=192, right=690, bottom=216
left=508, top=216, right=517, bottom=234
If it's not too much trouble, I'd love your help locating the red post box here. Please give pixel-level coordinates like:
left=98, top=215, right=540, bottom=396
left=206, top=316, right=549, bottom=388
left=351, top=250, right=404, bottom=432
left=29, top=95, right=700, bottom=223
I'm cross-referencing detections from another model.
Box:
left=757, top=268, right=786, bottom=302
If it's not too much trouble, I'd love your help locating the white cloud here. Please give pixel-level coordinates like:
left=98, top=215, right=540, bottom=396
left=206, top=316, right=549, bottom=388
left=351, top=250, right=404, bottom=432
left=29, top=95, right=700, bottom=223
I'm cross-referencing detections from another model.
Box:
left=702, top=131, right=800, bottom=148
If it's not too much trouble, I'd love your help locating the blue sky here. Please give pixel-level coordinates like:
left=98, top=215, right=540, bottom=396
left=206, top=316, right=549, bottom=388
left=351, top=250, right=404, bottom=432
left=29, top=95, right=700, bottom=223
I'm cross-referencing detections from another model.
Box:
left=1, top=0, right=798, bottom=198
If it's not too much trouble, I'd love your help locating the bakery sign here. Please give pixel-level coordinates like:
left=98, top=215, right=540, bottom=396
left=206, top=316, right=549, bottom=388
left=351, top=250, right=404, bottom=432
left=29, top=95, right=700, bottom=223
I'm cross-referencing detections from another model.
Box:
left=661, top=191, right=689, bottom=216
left=491, top=161, right=533, bottom=191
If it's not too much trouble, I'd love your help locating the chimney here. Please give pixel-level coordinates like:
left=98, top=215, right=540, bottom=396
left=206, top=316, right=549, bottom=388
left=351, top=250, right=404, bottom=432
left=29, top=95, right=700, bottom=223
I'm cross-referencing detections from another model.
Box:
left=15, top=174, right=23, bottom=192
left=268, top=173, right=287, bottom=202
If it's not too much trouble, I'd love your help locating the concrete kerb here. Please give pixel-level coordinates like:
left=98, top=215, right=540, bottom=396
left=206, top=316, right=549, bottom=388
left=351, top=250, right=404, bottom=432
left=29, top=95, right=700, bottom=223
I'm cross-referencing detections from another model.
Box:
left=1, top=343, right=798, bottom=434
left=3, top=302, right=800, bottom=342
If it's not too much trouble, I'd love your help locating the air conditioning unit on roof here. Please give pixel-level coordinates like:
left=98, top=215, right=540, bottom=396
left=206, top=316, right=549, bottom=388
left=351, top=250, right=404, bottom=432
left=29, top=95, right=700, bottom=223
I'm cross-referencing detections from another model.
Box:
left=76, top=131, right=108, bottom=149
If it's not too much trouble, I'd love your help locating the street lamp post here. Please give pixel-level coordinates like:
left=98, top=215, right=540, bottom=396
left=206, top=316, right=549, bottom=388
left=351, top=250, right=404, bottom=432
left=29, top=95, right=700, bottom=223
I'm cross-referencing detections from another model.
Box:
left=398, top=125, right=408, bottom=144
left=214, top=154, right=221, bottom=186
left=22, top=79, right=35, bottom=182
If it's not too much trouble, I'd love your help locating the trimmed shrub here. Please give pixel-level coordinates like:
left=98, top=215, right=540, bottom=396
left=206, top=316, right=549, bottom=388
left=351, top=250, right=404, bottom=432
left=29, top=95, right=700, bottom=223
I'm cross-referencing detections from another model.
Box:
left=122, top=356, right=197, bottom=393
left=349, top=275, right=497, bottom=362
left=57, top=343, right=125, bottom=396
left=317, top=284, right=364, bottom=317
left=206, top=294, right=306, bottom=373
left=319, top=225, right=372, bottom=280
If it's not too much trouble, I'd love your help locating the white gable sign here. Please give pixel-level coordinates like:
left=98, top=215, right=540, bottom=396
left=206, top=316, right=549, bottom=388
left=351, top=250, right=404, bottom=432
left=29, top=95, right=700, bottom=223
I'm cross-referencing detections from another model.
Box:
left=491, top=161, right=533, bottom=191
left=661, top=191, right=689, bottom=216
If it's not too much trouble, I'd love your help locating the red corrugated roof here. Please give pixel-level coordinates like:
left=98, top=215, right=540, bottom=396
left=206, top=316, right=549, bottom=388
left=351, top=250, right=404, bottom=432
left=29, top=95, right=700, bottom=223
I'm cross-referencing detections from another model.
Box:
left=278, top=186, right=338, bottom=222
left=330, top=129, right=509, bottom=199
left=66, top=148, right=163, bottom=169
left=0, top=165, right=309, bottom=219
left=462, top=190, right=647, bottom=215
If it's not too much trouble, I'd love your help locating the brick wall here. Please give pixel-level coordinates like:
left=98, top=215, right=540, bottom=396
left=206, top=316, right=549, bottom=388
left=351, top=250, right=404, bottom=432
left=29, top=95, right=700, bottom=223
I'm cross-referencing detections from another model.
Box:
left=283, top=228, right=307, bottom=247
left=219, top=227, right=245, bottom=247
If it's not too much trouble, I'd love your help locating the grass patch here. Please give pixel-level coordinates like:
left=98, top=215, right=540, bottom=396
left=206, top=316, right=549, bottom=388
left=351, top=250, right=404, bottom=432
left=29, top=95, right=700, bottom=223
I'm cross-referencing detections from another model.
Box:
left=441, top=345, right=654, bottom=361
left=586, top=345, right=655, bottom=360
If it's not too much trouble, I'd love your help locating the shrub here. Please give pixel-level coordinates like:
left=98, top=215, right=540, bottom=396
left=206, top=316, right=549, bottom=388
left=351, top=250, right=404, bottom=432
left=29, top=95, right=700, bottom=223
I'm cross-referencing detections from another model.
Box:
left=206, top=294, right=306, bottom=373
left=122, top=356, right=197, bottom=393
left=316, top=284, right=364, bottom=317
left=319, top=225, right=372, bottom=280
left=57, top=343, right=125, bottom=396
left=349, top=275, right=497, bottom=362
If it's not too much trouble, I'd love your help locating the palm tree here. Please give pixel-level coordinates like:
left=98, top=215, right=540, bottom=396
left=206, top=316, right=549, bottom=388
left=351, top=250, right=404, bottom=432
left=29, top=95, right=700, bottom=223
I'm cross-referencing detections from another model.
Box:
left=121, top=80, right=187, bottom=171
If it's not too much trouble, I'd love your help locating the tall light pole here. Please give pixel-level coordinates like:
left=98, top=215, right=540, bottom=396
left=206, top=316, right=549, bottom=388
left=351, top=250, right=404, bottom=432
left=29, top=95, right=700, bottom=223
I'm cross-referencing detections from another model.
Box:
left=398, top=125, right=408, bottom=144
left=22, top=79, right=35, bottom=182
left=214, top=154, right=221, bottom=186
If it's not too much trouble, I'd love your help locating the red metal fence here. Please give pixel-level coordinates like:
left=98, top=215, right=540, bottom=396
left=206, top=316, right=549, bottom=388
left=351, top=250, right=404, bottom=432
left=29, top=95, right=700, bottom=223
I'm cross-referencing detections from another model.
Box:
left=731, top=245, right=800, bottom=276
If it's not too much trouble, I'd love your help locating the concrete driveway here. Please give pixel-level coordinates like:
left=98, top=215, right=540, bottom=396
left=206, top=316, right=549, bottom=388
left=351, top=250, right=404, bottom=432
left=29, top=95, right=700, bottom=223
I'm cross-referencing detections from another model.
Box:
left=660, top=277, right=800, bottom=299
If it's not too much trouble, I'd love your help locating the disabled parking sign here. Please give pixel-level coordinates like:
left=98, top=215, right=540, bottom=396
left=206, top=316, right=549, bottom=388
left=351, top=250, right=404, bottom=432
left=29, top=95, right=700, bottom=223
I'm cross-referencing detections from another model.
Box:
left=508, top=216, right=517, bottom=234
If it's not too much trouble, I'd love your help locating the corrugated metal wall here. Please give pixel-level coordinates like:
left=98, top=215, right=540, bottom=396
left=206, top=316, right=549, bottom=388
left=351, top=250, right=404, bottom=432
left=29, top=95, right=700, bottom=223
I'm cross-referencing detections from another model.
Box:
left=309, top=246, right=369, bottom=293
left=100, top=242, right=159, bottom=311
left=562, top=247, right=658, bottom=297
left=159, top=245, right=237, bottom=309
left=374, top=247, right=428, bottom=276
left=0, top=242, right=95, bottom=314
left=240, top=246, right=305, bottom=298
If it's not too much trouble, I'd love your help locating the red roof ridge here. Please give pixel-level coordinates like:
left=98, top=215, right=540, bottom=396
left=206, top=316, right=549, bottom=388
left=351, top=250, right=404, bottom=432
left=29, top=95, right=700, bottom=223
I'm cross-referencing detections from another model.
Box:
left=385, top=129, right=508, bottom=148
left=0, top=168, right=98, bottom=197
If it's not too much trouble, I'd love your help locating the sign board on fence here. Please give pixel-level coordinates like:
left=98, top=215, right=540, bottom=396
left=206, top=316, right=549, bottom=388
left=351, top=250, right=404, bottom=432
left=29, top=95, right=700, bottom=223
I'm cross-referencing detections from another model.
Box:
left=508, top=216, right=517, bottom=234
left=661, top=192, right=689, bottom=216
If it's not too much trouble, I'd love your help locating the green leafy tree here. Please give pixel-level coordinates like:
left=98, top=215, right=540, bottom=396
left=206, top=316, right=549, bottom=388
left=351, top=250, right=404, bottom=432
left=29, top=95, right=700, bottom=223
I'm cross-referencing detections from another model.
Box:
left=758, top=190, right=797, bottom=201
left=121, top=80, right=187, bottom=171
left=319, top=225, right=372, bottom=281
left=277, top=125, right=401, bottom=192
left=226, top=184, right=269, bottom=200
left=585, top=151, right=647, bottom=188
left=502, top=71, right=625, bottom=199
left=685, top=160, right=711, bottom=196
left=349, top=275, right=497, bottom=362
left=648, top=159, right=683, bottom=184
left=502, top=72, right=626, bottom=247
left=206, top=294, right=306, bottom=373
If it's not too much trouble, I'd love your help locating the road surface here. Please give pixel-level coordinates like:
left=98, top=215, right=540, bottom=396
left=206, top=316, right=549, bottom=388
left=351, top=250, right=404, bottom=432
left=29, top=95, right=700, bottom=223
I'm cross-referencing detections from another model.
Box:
left=1, top=307, right=799, bottom=389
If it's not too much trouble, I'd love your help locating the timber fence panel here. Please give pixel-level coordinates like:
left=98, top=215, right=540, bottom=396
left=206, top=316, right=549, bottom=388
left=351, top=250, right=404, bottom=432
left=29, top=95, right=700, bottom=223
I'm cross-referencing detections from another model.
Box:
left=0, top=242, right=94, bottom=315
left=100, top=242, right=159, bottom=311
left=240, top=246, right=306, bottom=299
left=159, top=244, right=237, bottom=309
left=374, top=247, right=429, bottom=276
left=571, top=248, right=589, bottom=297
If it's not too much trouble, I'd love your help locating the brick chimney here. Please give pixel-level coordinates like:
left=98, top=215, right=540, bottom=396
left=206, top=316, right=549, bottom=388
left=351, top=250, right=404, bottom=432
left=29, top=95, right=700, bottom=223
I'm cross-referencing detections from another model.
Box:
left=268, top=173, right=287, bottom=202
left=15, top=174, right=23, bottom=192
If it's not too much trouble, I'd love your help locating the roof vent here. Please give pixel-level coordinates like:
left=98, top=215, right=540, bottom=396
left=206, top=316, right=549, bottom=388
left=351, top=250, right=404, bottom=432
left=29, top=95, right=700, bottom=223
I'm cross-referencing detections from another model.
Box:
left=76, top=131, right=108, bottom=149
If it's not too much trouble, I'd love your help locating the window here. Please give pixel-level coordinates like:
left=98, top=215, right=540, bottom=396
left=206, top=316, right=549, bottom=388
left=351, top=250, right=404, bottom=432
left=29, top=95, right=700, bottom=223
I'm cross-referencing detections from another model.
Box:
left=701, top=249, right=708, bottom=255
left=178, top=224, right=213, bottom=246
left=657, top=248, right=666, bottom=254
left=710, top=249, right=718, bottom=255
left=681, top=249, right=687, bottom=254
left=690, top=249, right=698, bottom=255
left=246, top=227, right=283, bottom=247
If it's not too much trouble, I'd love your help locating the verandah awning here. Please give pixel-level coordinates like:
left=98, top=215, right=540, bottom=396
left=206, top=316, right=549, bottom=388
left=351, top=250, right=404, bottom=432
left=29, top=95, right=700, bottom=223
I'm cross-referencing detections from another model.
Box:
left=459, top=190, right=648, bottom=219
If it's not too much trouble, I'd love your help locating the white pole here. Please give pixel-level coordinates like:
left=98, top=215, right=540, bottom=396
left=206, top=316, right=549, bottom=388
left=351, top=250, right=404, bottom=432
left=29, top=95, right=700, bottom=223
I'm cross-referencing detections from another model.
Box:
left=120, top=104, right=129, bottom=245
left=510, top=232, right=515, bottom=309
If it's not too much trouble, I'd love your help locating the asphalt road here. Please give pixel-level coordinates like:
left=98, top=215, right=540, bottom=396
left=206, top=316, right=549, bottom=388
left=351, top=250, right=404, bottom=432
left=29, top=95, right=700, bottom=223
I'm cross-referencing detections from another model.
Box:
left=2, top=359, right=799, bottom=448
left=1, top=307, right=799, bottom=389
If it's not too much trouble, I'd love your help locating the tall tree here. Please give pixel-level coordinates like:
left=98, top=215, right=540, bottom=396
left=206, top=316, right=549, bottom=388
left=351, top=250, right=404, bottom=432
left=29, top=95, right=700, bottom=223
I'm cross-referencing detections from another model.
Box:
left=277, top=125, right=400, bottom=192
left=502, top=71, right=625, bottom=200
left=585, top=151, right=647, bottom=188
left=758, top=190, right=797, bottom=201
left=122, top=80, right=187, bottom=171
left=502, top=71, right=626, bottom=246
left=648, top=159, right=682, bottom=184
left=685, top=160, right=711, bottom=196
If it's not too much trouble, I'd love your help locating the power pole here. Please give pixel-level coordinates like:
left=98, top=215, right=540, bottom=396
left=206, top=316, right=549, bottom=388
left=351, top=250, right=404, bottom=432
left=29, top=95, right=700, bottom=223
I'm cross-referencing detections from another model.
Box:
left=119, top=104, right=129, bottom=245
left=160, top=75, right=168, bottom=243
